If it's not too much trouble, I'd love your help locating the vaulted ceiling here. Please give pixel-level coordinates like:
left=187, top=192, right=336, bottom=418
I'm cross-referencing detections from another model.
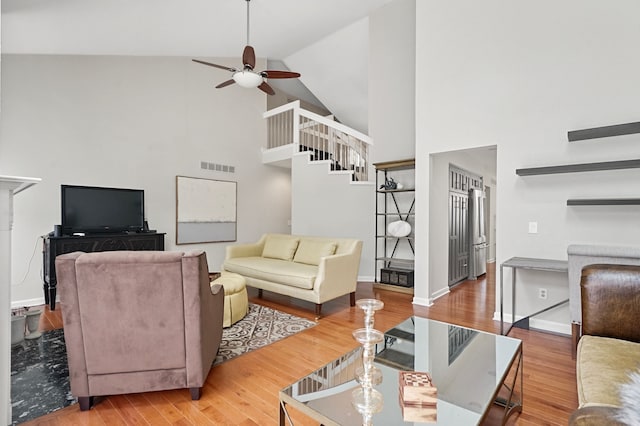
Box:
left=2, top=0, right=395, bottom=134
left=1, top=0, right=393, bottom=58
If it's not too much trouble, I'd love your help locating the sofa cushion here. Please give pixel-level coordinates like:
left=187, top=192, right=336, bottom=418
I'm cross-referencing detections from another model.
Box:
left=577, top=335, right=640, bottom=408
left=262, top=235, right=300, bottom=261
left=293, top=240, right=337, bottom=266
left=223, top=257, right=317, bottom=290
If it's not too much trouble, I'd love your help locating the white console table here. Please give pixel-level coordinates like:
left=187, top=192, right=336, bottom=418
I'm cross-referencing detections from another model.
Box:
left=500, top=256, right=569, bottom=335
left=1, top=175, right=41, bottom=426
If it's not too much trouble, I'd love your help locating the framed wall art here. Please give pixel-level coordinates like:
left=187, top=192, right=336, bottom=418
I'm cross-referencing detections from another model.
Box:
left=176, top=176, right=237, bottom=244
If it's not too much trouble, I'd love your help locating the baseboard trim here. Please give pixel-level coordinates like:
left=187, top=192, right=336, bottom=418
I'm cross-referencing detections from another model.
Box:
left=493, top=312, right=571, bottom=336
left=11, top=297, right=47, bottom=310
left=430, top=286, right=450, bottom=303
left=411, top=296, right=431, bottom=307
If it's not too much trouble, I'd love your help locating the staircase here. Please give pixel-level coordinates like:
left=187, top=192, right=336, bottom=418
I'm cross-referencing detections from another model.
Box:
left=262, top=101, right=372, bottom=182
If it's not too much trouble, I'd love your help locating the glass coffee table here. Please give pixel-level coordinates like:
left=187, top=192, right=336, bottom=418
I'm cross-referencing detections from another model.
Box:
left=279, top=317, right=522, bottom=425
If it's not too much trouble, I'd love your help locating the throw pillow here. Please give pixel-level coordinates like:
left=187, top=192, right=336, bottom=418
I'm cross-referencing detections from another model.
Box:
left=617, top=368, right=640, bottom=425
left=262, top=235, right=300, bottom=261
left=293, top=240, right=337, bottom=266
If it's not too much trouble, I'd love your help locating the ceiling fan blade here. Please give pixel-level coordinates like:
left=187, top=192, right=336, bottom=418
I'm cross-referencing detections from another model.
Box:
left=242, top=45, right=256, bottom=70
left=192, top=59, right=236, bottom=73
left=216, top=79, right=236, bottom=89
left=258, top=81, right=275, bottom=96
left=261, top=70, right=301, bottom=79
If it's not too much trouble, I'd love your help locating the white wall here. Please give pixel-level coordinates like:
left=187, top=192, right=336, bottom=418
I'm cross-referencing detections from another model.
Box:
left=368, top=0, right=416, bottom=163
left=367, top=0, right=417, bottom=299
left=0, top=54, right=292, bottom=306
left=416, top=0, right=640, bottom=332
left=285, top=18, right=370, bottom=135
left=291, top=153, right=375, bottom=280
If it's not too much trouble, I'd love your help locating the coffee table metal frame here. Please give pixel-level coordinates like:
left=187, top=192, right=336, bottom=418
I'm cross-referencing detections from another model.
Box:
left=279, top=317, right=523, bottom=425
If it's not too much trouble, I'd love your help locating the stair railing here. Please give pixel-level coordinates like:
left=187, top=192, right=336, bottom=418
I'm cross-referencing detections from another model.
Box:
left=264, top=100, right=372, bottom=182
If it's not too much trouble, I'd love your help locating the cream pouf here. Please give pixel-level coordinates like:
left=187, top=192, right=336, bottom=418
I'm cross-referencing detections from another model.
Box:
left=211, top=272, right=248, bottom=327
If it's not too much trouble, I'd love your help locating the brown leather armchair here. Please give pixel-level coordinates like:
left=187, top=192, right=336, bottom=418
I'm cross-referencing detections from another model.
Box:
left=569, top=264, right=640, bottom=425
left=55, top=250, right=224, bottom=410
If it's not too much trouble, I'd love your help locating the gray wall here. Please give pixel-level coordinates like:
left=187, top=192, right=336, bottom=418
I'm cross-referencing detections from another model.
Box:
left=415, top=0, right=640, bottom=332
left=1, top=54, right=292, bottom=306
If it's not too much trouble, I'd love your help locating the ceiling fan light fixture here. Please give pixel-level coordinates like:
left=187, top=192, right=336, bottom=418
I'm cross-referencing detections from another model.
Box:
left=232, top=70, right=263, bottom=88
left=192, top=0, right=300, bottom=95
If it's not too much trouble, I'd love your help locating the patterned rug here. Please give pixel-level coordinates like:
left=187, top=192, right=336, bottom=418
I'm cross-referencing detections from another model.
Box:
left=214, top=303, right=317, bottom=365
left=10, top=303, right=315, bottom=424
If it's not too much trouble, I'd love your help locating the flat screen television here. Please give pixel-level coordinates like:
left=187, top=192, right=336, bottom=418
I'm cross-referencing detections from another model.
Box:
left=61, top=185, right=145, bottom=235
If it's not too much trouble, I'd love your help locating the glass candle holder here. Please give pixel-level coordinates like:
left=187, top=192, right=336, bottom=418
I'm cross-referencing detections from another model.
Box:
left=352, top=386, right=383, bottom=426
left=356, top=298, right=384, bottom=330
left=352, top=327, right=384, bottom=387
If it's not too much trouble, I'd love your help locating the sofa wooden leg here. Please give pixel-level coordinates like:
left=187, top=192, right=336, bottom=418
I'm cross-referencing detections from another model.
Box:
left=350, top=292, right=356, bottom=307
left=571, top=322, right=580, bottom=360
left=315, top=304, right=322, bottom=316
left=78, top=396, right=93, bottom=411
left=258, top=289, right=263, bottom=298
left=190, top=387, right=202, bottom=400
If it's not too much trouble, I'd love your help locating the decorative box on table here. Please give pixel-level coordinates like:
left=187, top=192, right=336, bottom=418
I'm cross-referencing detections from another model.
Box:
left=399, top=371, right=437, bottom=422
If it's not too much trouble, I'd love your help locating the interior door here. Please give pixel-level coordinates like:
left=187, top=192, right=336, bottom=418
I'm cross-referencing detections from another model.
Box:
left=448, top=191, right=469, bottom=285
left=448, top=165, right=483, bottom=286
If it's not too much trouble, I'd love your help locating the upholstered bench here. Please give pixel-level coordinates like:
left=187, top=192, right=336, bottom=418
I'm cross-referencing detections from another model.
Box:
left=211, top=272, right=248, bottom=327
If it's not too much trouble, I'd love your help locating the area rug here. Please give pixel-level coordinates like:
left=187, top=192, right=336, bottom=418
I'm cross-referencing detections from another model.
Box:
left=214, top=303, right=316, bottom=366
left=10, top=303, right=315, bottom=424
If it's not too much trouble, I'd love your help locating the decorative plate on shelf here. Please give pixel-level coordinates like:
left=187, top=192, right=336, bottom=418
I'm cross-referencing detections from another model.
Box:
left=387, top=220, right=411, bottom=237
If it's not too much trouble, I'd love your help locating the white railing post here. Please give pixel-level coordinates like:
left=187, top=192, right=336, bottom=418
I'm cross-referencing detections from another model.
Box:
left=292, top=101, right=300, bottom=150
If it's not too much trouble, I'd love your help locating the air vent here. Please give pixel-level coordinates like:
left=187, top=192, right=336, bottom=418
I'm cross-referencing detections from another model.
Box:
left=200, top=161, right=235, bottom=174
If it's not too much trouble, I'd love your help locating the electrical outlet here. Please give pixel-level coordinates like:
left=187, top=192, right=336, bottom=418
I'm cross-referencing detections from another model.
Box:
left=528, top=222, right=538, bottom=234
left=538, top=288, right=548, bottom=299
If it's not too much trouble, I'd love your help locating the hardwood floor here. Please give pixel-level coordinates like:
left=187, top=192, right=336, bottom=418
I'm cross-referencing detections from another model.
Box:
left=24, top=263, right=578, bottom=425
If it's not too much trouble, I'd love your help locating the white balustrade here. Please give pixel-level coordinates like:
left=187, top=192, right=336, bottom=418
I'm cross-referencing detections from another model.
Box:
left=264, top=101, right=371, bottom=182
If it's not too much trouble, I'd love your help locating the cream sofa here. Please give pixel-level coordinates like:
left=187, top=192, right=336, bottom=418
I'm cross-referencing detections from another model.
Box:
left=222, top=233, right=362, bottom=315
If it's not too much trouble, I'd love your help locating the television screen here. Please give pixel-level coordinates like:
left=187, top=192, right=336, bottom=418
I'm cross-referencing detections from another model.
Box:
left=61, top=185, right=145, bottom=234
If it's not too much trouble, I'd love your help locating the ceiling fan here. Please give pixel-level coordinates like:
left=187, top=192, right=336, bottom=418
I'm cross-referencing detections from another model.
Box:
left=192, top=0, right=301, bottom=95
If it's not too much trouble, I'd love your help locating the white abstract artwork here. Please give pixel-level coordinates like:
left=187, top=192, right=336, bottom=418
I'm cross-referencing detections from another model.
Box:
left=176, top=176, right=237, bottom=244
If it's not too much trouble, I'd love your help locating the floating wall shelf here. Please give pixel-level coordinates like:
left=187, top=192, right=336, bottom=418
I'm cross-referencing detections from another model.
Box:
left=567, top=198, right=640, bottom=206
left=568, top=121, right=640, bottom=142
left=516, top=159, right=640, bottom=176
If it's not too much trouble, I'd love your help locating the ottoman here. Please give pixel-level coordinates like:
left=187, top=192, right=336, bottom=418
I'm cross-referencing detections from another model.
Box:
left=211, top=272, right=248, bottom=327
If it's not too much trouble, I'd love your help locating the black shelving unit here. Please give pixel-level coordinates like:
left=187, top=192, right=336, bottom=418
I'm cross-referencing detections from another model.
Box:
left=374, top=158, right=415, bottom=294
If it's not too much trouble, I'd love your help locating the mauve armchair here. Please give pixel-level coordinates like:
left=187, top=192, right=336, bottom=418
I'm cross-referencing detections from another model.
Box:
left=55, top=250, right=224, bottom=410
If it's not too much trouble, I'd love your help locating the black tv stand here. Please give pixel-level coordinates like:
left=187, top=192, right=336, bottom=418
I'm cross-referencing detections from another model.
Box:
left=43, top=232, right=165, bottom=310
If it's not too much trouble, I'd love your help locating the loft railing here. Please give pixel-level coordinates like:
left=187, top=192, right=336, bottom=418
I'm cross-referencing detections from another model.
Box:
left=264, top=100, right=372, bottom=182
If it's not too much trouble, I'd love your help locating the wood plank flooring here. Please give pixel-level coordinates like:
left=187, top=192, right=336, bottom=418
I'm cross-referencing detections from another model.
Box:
left=23, top=263, right=578, bottom=425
